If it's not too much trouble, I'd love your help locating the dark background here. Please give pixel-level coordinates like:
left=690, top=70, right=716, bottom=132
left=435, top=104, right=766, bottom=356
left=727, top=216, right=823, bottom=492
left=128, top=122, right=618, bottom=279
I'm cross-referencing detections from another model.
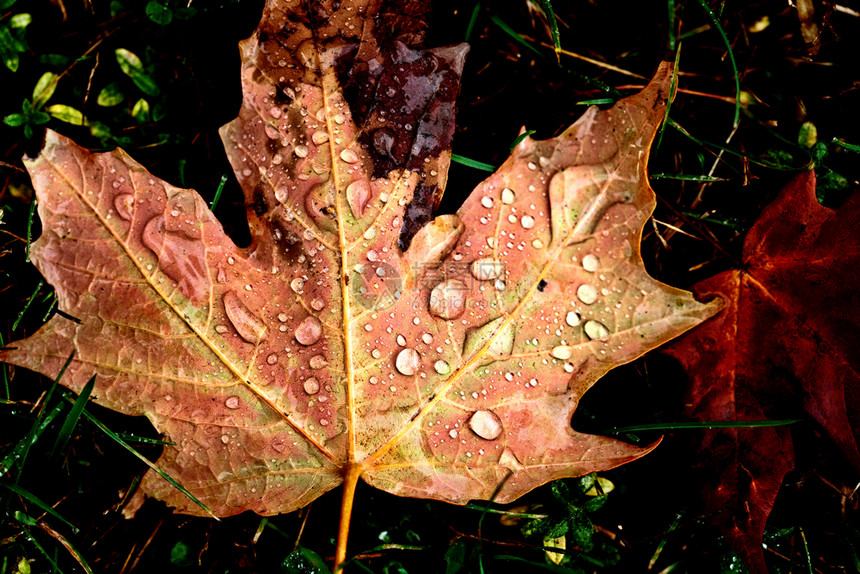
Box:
left=1, top=0, right=858, bottom=572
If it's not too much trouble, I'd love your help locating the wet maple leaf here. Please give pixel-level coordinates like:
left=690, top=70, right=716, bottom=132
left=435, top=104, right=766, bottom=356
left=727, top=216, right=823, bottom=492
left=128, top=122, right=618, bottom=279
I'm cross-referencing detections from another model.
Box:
left=1, top=0, right=720, bottom=564
left=663, top=171, right=860, bottom=573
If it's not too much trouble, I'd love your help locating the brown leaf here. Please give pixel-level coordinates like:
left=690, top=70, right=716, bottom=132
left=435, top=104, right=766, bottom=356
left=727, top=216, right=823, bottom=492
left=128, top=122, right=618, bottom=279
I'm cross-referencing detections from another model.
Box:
left=663, top=171, right=860, bottom=573
left=0, top=0, right=719, bottom=563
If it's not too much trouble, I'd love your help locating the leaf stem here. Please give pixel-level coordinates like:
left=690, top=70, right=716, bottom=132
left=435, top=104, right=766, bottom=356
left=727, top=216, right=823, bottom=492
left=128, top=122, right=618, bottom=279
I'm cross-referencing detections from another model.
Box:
left=334, top=464, right=362, bottom=570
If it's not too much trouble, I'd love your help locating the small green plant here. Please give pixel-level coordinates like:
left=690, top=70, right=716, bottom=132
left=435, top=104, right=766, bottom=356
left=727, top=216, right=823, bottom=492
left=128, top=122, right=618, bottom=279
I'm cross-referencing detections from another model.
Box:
left=0, top=0, right=30, bottom=72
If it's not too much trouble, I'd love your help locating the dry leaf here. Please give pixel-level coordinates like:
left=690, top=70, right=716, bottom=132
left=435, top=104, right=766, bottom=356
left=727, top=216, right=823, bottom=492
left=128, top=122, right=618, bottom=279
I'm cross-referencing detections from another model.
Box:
left=663, top=171, right=860, bottom=573
left=1, top=0, right=720, bottom=564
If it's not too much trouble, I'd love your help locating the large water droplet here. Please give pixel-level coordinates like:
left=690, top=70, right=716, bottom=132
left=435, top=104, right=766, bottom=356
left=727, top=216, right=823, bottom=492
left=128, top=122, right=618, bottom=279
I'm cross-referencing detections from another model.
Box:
left=225, top=396, right=240, bottom=409
left=223, top=291, right=267, bottom=344
left=434, top=360, right=450, bottom=375
left=295, top=316, right=322, bottom=346
left=114, top=193, right=134, bottom=220
left=429, top=279, right=467, bottom=319
left=551, top=345, right=573, bottom=360
left=469, top=410, right=503, bottom=440
left=309, top=354, right=328, bottom=369
left=566, top=311, right=581, bottom=327
left=502, top=188, right=516, bottom=205
left=312, top=131, right=329, bottom=145
left=395, top=348, right=421, bottom=376
left=340, top=148, right=359, bottom=164
left=346, top=180, right=371, bottom=218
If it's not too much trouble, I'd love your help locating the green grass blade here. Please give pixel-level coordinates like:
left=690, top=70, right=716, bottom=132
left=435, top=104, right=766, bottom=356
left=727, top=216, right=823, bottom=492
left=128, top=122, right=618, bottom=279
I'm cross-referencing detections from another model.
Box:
left=609, top=419, right=801, bottom=433
left=509, top=130, right=536, bottom=150
left=209, top=174, right=228, bottom=211
left=17, top=522, right=65, bottom=574
left=575, top=98, right=616, bottom=106
left=490, top=15, right=543, bottom=57
left=656, top=46, right=682, bottom=149
left=832, top=138, right=860, bottom=153
left=51, top=375, right=96, bottom=459
left=651, top=173, right=728, bottom=182
left=12, top=278, right=44, bottom=331
left=693, top=0, right=740, bottom=128
left=25, top=195, right=37, bottom=262
left=78, top=406, right=218, bottom=518
left=116, top=433, right=175, bottom=446
left=538, top=0, right=561, bottom=63
left=452, top=154, right=496, bottom=172
left=1, top=482, right=77, bottom=532
left=667, top=0, right=677, bottom=50
left=465, top=2, right=480, bottom=42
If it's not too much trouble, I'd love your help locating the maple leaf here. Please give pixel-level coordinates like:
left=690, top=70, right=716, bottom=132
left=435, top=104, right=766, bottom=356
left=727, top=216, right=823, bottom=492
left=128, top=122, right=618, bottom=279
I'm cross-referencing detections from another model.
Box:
left=0, top=0, right=720, bottom=565
left=663, top=171, right=860, bottom=573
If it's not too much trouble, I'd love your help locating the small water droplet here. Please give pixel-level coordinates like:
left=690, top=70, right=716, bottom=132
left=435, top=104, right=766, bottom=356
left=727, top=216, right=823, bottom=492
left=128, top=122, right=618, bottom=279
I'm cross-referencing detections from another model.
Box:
left=294, top=144, right=309, bottom=158
left=346, top=180, right=371, bottom=217
left=566, top=311, right=581, bottom=327
left=520, top=215, right=535, bottom=229
left=223, top=291, right=267, bottom=344
left=502, top=188, right=516, bottom=204
left=449, top=429, right=459, bottom=439
left=340, top=148, right=359, bottom=163
left=221, top=435, right=230, bottom=444
left=309, top=354, right=328, bottom=369
left=215, top=324, right=228, bottom=334
left=396, top=334, right=407, bottom=346
left=312, top=131, right=329, bottom=145
left=582, top=254, right=600, bottom=272
left=551, top=345, right=573, bottom=360
left=303, top=377, right=320, bottom=395
left=225, top=396, right=240, bottom=409
left=481, top=196, right=494, bottom=208
left=584, top=320, right=610, bottom=340
left=295, top=316, right=323, bottom=345
left=278, top=313, right=288, bottom=322
left=434, top=360, right=450, bottom=375
left=311, top=299, right=325, bottom=311
left=266, top=353, right=278, bottom=365
left=395, top=348, right=421, bottom=376
left=470, top=258, right=504, bottom=281
left=371, top=348, right=382, bottom=359
left=291, top=278, right=305, bottom=293
left=422, top=333, right=433, bottom=344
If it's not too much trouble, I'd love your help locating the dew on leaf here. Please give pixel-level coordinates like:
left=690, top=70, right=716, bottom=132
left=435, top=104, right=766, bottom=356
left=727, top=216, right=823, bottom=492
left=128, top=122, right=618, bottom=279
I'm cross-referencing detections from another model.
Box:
left=340, top=148, right=359, bottom=163
left=565, top=311, right=581, bottom=327
left=309, top=354, right=328, bottom=369
left=266, top=353, right=278, bottom=365
left=584, top=320, right=610, bottom=340
left=434, top=360, right=450, bottom=375
left=551, top=345, right=573, bottom=360
left=469, top=410, right=503, bottom=440
left=223, top=291, right=267, bottom=344
left=582, top=254, right=600, bottom=272
left=295, top=316, right=323, bottom=345
left=395, top=348, right=421, bottom=376
left=225, top=396, right=240, bottom=409
left=470, top=258, right=504, bottom=281
left=577, top=284, right=598, bottom=305
left=114, top=194, right=134, bottom=220
left=303, top=377, right=320, bottom=395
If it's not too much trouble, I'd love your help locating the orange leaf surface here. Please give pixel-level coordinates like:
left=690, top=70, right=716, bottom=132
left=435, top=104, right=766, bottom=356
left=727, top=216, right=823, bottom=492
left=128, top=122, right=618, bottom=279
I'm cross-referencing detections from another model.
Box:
left=663, top=171, right=860, bottom=573
left=0, top=0, right=720, bottom=563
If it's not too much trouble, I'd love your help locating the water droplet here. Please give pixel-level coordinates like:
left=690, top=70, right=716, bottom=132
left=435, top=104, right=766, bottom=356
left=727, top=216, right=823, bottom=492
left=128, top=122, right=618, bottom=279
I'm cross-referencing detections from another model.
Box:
left=494, top=279, right=506, bottom=292
left=422, top=333, right=433, bottom=344
left=295, top=316, right=323, bottom=345
left=346, top=180, right=371, bottom=217
left=502, top=188, right=516, bottom=204
left=449, top=429, right=458, bottom=439
left=266, top=353, right=278, bottom=365
left=114, top=194, right=134, bottom=220
left=312, top=131, right=329, bottom=145
left=396, top=334, right=406, bottom=346
left=309, top=354, right=328, bottom=369
left=363, top=227, right=376, bottom=239
left=551, top=345, right=573, bottom=360
left=223, top=291, right=267, bottom=344
left=470, top=258, right=504, bottom=281
left=278, top=313, right=288, bottom=322
left=320, top=418, right=329, bottom=426
left=290, top=278, right=304, bottom=293
left=225, top=396, right=240, bottom=409
left=303, top=377, right=320, bottom=394
left=565, top=311, right=581, bottom=327
left=584, top=320, right=610, bottom=340
left=520, top=215, right=535, bottom=229
left=275, top=186, right=289, bottom=203
left=582, top=254, right=600, bottom=272
left=371, top=349, right=382, bottom=359
left=577, top=284, right=598, bottom=305
left=311, top=299, right=325, bottom=311
left=221, top=435, right=230, bottom=444
left=215, top=324, right=228, bottom=334
left=294, top=145, right=309, bottom=158
left=340, top=148, right=359, bottom=164
left=334, top=113, right=346, bottom=125
left=429, top=279, right=468, bottom=319
left=532, top=239, right=544, bottom=249
left=434, top=360, right=450, bottom=375
left=481, top=196, right=494, bottom=208
left=395, top=348, right=421, bottom=376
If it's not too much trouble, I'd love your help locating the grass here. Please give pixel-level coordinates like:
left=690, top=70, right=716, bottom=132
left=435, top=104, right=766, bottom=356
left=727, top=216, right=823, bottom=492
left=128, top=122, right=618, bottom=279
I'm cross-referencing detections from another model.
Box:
left=1, top=0, right=859, bottom=572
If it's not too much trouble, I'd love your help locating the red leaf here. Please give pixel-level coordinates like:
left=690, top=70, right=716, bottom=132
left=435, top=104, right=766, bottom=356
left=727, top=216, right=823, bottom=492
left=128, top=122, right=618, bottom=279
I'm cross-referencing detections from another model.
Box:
left=663, top=171, right=860, bottom=572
